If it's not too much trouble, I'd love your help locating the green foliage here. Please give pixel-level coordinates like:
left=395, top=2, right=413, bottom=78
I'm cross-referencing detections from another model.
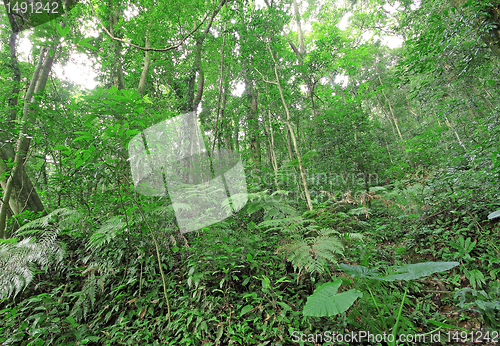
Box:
left=276, top=228, right=345, bottom=275
left=1, top=0, right=500, bottom=342
left=0, top=233, right=62, bottom=299
left=303, top=278, right=363, bottom=317
left=86, top=215, right=125, bottom=253
left=455, top=281, right=500, bottom=330
left=0, top=208, right=79, bottom=299
left=303, top=261, right=460, bottom=346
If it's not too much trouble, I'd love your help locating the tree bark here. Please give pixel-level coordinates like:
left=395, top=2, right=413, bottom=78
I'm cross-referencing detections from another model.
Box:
left=137, top=39, right=151, bottom=96
left=110, top=5, right=125, bottom=90
left=221, top=79, right=232, bottom=150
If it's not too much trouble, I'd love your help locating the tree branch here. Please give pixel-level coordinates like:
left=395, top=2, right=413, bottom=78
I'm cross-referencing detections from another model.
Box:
left=90, top=0, right=227, bottom=52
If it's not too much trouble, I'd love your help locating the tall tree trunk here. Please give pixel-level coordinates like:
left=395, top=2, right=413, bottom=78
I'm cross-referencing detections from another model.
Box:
left=245, top=76, right=261, bottom=166
left=264, top=110, right=280, bottom=190
left=137, top=39, right=151, bottom=96
left=212, top=24, right=227, bottom=152
left=0, top=42, right=56, bottom=237
left=110, top=5, right=125, bottom=90
left=267, top=42, right=313, bottom=211
left=284, top=126, right=294, bottom=161
left=376, top=96, right=397, bottom=138
left=165, top=3, right=224, bottom=112
left=290, top=0, right=319, bottom=121
left=221, top=79, right=232, bottom=150
left=292, top=0, right=306, bottom=55
left=234, top=114, right=239, bottom=152
left=378, top=75, right=403, bottom=141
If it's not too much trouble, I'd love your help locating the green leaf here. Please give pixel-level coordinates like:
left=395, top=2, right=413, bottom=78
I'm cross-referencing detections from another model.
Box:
left=338, top=264, right=380, bottom=279
left=55, top=23, right=70, bottom=38
left=426, top=319, right=467, bottom=331
left=466, top=269, right=485, bottom=289
left=382, top=262, right=459, bottom=281
left=77, top=38, right=97, bottom=51
left=277, top=302, right=291, bottom=311
left=240, top=305, right=253, bottom=316
left=303, top=279, right=362, bottom=317
left=66, top=316, right=77, bottom=329
left=215, top=324, right=224, bottom=341
left=488, top=209, right=500, bottom=220
left=54, top=145, right=68, bottom=151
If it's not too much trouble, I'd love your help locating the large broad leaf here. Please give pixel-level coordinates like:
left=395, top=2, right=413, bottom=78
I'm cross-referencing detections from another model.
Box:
left=338, top=264, right=381, bottom=279
left=303, top=279, right=363, bottom=317
left=382, top=262, right=459, bottom=281
left=488, top=209, right=500, bottom=220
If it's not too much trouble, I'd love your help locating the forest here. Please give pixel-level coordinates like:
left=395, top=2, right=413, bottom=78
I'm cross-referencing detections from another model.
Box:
left=0, top=0, right=499, bottom=344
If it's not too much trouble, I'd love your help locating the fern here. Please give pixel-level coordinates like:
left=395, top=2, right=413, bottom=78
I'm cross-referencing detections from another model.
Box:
left=276, top=228, right=345, bottom=276
left=86, top=216, right=125, bottom=253
left=15, top=208, right=81, bottom=236
left=0, top=208, right=79, bottom=299
left=244, top=190, right=298, bottom=221
left=221, top=192, right=248, bottom=215
left=71, top=274, right=99, bottom=322
left=71, top=260, right=115, bottom=322
left=258, top=215, right=317, bottom=234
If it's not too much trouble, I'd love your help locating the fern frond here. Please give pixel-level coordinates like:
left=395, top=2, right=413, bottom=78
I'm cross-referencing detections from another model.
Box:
left=86, top=216, right=125, bottom=252
left=244, top=191, right=298, bottom=219
left=318, top=228, right=341, bottom=236
left=0, top=229, right=63, bottom=299
left=16, top=208, right=81, bottom=236
left=151, top=204, right=176, bottom=217
left=342, top=232, right=364, bottom=241
left=276, top=231, right=344, bottom=275
left=258, top=216, right=305, bottom=233
left=0, top=209, right=77, bottom=299
left=221, top=192, right=248, bottom=215
left=71, top=274, right=100, bottom=322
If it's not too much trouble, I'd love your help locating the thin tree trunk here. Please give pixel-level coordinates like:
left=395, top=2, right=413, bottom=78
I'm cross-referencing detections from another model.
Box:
left=264, top=110, right=280, bottom=190
left=233, top=114, right=239, bottom=152
left=221, top=79, right=232, bottom=150
left=212, top=25, right=227, bottom=154
left=403, top=89, right=418, bottom=118
left=378, top=75, right=403, bottom=141
left=245, top=76, right=261, bottom=166
left=376, top=96, right=397, bottom=137
left=268, top=42, right=313, bottom=211
left=285, top=126, right=294, bottom=160
left=137, top=39, right=151, bottom=96
left=110, top=6, right=125, bottom=90
left=292, top=0, right=306, bottom=55
left=445, top=115, right=467, bottom=152
left=384, top=134, right=393, bottom=164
